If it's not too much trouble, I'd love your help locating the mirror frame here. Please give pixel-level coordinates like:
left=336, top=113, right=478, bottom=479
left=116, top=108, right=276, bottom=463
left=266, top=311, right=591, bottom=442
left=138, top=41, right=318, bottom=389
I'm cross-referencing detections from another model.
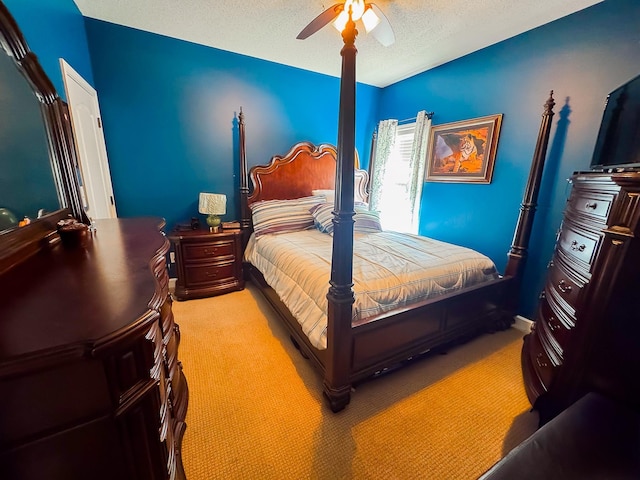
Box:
left=0, top=2, right=88, bottom=274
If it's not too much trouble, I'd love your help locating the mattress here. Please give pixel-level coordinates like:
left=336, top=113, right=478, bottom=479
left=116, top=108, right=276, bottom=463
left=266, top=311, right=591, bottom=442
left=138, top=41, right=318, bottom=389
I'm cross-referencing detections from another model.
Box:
left=245, top=229, right=499, bottom=350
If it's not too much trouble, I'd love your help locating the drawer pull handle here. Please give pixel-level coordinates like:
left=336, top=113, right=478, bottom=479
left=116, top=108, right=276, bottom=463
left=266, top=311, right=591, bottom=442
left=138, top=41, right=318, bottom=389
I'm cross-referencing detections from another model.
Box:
left=547, top=318, right=559, bottom=331
left=206, top=270, right=219, bottom=278
left=558, top=279, right=572, bottom=294
left=585, top=202, right=598, bottom=210
left=203, top=248, right=218, bottom=255
left=536, top=353, right=548, bottom=368
left=570, top=240, right=586, bottom=252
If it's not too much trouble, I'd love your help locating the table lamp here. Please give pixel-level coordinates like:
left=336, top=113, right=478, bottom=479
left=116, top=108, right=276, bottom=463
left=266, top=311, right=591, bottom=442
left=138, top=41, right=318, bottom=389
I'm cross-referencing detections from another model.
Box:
left=198, top=192, right=226, bottom=232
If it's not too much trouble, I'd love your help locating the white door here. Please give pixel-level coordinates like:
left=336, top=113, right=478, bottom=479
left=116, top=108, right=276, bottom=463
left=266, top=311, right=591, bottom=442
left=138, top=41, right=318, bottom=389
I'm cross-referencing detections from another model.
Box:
left=60, top=59, right=117, bottom=220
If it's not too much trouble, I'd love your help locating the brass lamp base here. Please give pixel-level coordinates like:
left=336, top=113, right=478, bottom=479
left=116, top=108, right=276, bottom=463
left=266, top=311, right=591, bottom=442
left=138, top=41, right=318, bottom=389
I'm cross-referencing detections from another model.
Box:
left=206, top=214, right=221, bottom=233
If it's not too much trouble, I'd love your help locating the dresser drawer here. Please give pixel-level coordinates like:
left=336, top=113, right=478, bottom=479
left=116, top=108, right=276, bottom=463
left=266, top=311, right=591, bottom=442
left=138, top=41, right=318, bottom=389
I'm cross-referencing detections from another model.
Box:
left=557, top=220, right=601, bottom=268
left=527, top=328, right=556, bottom=388
left=184, top=261, right=237, bottom=286
left=567, top=189, right=615, bottom=223
left=546, top=259, right=585, bottom=315
left=183, top=240, right=235, bottom=262
left=537, top=296, right=574, bottom=361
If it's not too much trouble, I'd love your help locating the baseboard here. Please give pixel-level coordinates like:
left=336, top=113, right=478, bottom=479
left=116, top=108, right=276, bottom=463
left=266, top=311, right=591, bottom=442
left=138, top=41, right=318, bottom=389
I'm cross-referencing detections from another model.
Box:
left=512, top=315, right=533, bottom=334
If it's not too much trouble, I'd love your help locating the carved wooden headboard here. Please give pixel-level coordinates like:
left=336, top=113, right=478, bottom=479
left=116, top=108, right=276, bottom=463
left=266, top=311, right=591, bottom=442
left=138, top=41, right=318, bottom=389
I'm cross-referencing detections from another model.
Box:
left=247, top=141, right=369, bottom=205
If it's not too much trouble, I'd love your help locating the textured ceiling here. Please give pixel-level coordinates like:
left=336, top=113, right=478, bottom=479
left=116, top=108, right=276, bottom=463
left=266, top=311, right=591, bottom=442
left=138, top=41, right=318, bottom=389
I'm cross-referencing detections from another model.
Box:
left=72, top=0, right=602, bottom=88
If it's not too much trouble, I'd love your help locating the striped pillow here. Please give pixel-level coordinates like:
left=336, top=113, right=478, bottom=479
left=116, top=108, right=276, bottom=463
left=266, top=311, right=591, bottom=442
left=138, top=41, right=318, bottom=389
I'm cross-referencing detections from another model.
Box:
left=310, top=203, right=382, bottom=234
left=250, top=196, right=325, bottom=237
left=309, top=202, right=335, bottom=233
left=354, top=208, right=383, bottom=233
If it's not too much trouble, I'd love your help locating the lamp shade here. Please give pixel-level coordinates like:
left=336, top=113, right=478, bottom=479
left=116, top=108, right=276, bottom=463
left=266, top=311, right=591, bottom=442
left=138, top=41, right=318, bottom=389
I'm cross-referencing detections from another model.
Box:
left=198, top=193, right=226, bottom=215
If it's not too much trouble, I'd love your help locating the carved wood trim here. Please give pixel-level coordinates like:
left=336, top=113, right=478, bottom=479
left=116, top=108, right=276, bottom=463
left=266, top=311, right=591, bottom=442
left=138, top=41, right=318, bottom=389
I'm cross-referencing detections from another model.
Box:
left=0, top=2, right=88, bottom=273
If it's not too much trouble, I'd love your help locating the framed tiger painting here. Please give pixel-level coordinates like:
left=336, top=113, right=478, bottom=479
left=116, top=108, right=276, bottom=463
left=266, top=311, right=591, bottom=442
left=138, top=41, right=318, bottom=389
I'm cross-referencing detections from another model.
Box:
left=425, top=114, right=503, bottom=183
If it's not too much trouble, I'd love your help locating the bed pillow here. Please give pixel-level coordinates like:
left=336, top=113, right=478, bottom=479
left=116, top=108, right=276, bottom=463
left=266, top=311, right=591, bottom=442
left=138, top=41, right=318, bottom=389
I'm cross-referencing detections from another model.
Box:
left=310, top=203, right=382, bottom=234
left=312, top=189, right=335, bottom=203
left=309, top=202, right=335, bottom=233
left=251, top=195, right=325, bottom=237
left=353, top=208, right=383, bottom=233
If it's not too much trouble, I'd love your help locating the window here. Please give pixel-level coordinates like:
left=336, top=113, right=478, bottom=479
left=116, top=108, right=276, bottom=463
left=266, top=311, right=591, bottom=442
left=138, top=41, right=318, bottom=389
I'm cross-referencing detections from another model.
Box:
left=369, top=111, right=431, bottom=235
left=377, top=123, right=417, bottom=233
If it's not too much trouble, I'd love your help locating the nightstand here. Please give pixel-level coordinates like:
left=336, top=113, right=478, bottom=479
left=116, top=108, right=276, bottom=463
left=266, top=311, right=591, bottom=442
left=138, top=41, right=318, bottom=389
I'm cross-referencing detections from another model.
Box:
left=168, top=228, right=244, bottom=300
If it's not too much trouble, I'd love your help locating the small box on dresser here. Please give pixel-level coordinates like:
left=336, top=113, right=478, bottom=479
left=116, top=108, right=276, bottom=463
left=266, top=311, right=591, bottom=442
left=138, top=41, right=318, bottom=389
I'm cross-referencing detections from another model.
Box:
left=168, top=227, right=244, bottom=300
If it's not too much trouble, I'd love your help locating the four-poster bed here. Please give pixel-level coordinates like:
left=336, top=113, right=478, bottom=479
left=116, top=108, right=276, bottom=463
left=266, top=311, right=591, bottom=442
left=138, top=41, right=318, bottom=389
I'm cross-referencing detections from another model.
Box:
left=237, top=91, right=555, bottom=413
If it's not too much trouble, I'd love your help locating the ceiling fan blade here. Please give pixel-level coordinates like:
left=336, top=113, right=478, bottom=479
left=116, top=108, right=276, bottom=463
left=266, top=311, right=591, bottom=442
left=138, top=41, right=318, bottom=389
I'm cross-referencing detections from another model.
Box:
left=297, top=3, right=344, bottom=40
left=369, top=3, right=395, bottom=47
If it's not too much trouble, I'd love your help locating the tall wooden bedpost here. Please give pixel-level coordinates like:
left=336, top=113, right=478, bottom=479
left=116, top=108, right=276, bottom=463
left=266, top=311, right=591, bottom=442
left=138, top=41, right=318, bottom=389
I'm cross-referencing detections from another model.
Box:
left=239, top=108, right=251, bottom=249
left=505, top=91, right=556, bottom=287
left=324, top=12, right=358, bottom=412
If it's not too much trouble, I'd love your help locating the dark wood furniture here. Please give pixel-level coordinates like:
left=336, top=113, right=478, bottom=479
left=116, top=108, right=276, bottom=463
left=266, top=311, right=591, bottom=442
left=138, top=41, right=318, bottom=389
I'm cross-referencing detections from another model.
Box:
left=0, top=1, right=88, bottom=279
left=238, top=93, right=555, bottom=412
left=522, top=170, right=640, bottom=425
left=0, top=218, right=189, bottom=480
left=479, top=391, right=640, bottom=479
left=169, top=227, right=244, bottom=300
left=0, top=4, right=188, bottom=477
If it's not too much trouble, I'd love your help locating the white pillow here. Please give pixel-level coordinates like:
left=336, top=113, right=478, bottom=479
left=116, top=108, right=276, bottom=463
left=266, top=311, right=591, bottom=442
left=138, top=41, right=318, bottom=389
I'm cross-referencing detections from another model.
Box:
left=312, top=189, right=335, bottom=203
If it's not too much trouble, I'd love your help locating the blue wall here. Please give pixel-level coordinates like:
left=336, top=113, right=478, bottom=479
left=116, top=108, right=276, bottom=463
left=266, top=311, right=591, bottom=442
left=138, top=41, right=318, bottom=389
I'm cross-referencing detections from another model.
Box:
left=379, top=0, right=640, bottom=317
left=8, top=0, right=640, bottom=318
left=84, top=20, right=381, bottom=229
left=4, top=0, right=94, bottom=96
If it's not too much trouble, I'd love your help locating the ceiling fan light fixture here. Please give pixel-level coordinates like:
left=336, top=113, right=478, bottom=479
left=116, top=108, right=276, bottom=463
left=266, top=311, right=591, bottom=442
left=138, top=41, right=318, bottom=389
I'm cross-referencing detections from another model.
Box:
left=361, top=7, right=380, bottom=33
left=348, top=0, right=366, bottom=21
left=333, top=10, right=349, bottom=32
left=333, top=0, right=367, bottom=32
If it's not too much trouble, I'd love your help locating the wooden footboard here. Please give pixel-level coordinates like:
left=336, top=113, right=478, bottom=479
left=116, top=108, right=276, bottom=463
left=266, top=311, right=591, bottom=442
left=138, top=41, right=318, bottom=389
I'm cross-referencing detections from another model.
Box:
left=247, top=260, right=514, bottom=410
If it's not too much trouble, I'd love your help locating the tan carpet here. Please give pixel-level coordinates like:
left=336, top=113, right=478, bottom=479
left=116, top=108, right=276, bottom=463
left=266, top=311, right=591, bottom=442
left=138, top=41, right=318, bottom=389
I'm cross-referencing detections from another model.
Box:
left=173, top=283, right=538, bottom=479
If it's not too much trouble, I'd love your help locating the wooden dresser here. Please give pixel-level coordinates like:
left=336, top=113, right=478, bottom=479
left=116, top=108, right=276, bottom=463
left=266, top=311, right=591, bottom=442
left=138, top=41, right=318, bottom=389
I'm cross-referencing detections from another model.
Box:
left=522, top=170, right=640, bottom=424
left=169, top=228, right=244, bottom=300
left=0, top=218, right=189, bottom=480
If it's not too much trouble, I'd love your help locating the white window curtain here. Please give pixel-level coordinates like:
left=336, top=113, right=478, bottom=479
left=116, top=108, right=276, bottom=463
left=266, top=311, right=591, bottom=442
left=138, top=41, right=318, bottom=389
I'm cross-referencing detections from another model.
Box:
left=408, top=111, right=431, bottom=230
left=369, top=111, right=431, bottom=234
left=369, top=119, right=398, bottom=214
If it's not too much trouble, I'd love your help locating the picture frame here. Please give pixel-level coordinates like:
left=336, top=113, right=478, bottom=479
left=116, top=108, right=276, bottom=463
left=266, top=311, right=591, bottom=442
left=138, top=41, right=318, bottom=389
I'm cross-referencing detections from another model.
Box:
left=425, top=114, right=503, bottom=183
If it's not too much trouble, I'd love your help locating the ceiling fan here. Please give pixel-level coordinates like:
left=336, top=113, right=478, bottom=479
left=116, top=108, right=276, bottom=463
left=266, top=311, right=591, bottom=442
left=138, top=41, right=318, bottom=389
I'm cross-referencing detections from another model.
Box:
left=297, top=0, right=395, bottom=47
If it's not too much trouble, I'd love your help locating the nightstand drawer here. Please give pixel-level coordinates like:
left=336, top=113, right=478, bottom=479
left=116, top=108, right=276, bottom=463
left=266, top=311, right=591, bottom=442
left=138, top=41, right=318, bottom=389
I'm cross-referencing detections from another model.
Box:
left=184, top=261, right=236, bottom=285
left=169, top=227, right=244, bottom=299
left=183, top=241, right=235, bottom=262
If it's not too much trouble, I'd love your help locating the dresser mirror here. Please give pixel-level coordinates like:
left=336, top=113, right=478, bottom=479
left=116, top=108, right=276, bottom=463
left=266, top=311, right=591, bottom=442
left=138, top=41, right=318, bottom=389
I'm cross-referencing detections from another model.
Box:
left=0, top=2, right=87, bottom=272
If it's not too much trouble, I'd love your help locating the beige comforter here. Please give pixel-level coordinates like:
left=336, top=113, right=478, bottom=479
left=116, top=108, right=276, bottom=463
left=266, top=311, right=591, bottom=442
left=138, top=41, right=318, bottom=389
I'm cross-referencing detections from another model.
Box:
left=245, top=229, right=498, bottom=350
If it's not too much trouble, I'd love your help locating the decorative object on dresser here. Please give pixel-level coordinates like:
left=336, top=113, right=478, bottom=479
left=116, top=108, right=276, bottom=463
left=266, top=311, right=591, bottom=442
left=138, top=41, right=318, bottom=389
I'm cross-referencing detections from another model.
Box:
left=0, top=218, right=189, bottom=480
left=198, top=192, right=226, bottom=232
left=168, top=227, right=244, bottom=300
left=521, top=170, right=640, bottom=425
